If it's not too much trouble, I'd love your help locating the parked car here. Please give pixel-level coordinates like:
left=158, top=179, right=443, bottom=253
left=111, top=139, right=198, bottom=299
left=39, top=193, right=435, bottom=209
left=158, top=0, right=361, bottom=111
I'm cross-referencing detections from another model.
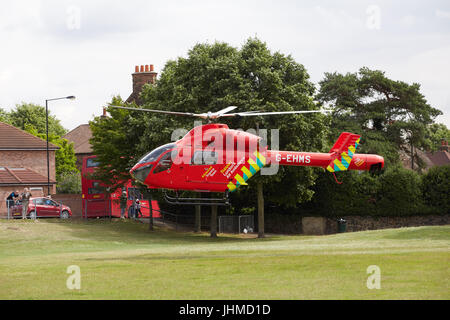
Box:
left=11, top=197, right=72, bottom=219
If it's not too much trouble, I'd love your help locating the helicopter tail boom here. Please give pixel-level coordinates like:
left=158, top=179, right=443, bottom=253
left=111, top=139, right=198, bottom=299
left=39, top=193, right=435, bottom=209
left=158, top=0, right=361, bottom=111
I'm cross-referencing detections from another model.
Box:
left=266, top=151, right=384, bottom=172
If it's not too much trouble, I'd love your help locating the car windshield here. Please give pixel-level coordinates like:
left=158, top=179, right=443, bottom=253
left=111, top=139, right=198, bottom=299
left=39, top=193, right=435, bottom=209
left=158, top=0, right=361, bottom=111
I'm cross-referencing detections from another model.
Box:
left=138, top=143, right=176, bottom=164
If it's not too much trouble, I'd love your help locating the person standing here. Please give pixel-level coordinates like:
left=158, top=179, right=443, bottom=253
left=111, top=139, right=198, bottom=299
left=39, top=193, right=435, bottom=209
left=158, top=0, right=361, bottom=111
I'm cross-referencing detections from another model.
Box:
left=6, top=190, right=19, bottom=211
left=135, top=199, right=143, bottom=218
left=21, top=188, right=32, bottom=219
left=119, top=191, right=127, bottom=219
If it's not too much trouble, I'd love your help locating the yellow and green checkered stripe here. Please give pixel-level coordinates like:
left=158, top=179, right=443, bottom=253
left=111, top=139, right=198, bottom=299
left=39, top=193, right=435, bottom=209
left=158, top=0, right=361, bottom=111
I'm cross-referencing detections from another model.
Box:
left=227, top=151, right=266, bottom=192
left=326, top=138, right=360, bottom=173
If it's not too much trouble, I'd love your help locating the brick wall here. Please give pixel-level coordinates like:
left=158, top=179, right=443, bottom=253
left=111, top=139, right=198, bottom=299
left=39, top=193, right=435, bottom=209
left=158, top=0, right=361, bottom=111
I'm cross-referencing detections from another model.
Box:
left=51, top=194, right=83, bottom=218
left=266, top=214, right=449, bottom=235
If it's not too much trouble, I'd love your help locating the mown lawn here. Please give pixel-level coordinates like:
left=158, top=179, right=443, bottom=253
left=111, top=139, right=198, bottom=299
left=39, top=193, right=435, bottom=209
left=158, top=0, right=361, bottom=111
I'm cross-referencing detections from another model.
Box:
left=0, top=219, right=448, bottom=299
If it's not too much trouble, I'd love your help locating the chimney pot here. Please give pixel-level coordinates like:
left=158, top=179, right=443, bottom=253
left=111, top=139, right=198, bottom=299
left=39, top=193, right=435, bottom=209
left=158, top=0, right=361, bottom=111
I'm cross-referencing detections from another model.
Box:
left=145, top=65, right=149, bottom=72
left=140, top=65, right=144, bottom=72
left=135, top=66, right=139, bottom=73
left=150, top=64, right=154, bottom=72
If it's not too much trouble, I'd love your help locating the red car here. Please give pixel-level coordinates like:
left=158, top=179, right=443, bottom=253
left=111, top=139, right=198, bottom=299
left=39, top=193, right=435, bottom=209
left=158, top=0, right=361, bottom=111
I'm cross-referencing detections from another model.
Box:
left=11, top=197, right=72, bottom=219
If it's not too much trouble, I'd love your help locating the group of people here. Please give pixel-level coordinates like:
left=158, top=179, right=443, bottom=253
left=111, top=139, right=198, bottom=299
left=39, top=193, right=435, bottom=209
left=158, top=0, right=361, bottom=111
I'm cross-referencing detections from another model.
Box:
left=5, top=188, right=32, bottom=219
left=119, top=191, right=143, bottom=219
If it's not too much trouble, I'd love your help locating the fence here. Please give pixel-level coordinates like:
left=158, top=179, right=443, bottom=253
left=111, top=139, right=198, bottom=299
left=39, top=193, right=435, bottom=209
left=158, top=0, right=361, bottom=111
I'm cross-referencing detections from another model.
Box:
left=219, top=215, right=255, bottom=234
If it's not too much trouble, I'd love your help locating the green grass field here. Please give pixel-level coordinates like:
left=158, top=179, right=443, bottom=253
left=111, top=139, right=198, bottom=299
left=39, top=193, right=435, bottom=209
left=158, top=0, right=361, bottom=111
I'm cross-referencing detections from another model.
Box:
left=0, top=219, right=448, bottom=300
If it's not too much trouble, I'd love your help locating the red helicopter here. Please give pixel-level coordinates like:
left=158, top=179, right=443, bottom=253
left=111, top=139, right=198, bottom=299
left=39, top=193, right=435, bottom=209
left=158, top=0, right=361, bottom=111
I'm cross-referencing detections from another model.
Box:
left=109, top=106, right=385, bottom=205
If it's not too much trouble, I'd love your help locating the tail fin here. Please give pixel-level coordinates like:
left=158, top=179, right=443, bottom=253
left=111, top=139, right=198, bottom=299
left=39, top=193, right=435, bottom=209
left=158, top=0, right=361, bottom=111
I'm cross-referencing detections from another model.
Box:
left=326, top=132, right=361, bottom=173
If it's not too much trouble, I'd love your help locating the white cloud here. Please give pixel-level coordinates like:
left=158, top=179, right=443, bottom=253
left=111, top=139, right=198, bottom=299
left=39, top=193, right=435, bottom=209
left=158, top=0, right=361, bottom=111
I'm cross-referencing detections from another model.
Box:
left=436, top=9, right=450, bottom=19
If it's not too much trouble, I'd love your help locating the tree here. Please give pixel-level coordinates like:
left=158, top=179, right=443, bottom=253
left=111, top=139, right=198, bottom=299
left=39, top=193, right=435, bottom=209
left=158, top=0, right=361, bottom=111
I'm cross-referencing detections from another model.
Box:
left=8, top=103, right=67, bottom=136
left=25, top=126, right=78, bottom=179
left=57, top=171, right=82, bottom=194
left=0, top=107, right=9, bottom=123
left=89, top=97, right=142, bottom=191
left=317, top=67, right=442, bottom=170
left=424, top=123, right=450, bottom=152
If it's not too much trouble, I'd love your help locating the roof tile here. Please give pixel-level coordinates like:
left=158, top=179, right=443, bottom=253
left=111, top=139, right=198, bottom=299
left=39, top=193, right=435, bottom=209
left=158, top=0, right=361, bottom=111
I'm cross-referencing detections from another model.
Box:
left=0, top=122, right=59, bottom=150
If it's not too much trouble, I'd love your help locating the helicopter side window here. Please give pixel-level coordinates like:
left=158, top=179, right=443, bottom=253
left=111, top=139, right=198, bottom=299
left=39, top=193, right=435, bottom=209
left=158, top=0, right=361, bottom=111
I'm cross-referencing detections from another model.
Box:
left=191, top=151, right=218, bottom=165
left=153, top=151, right=175, bottom=174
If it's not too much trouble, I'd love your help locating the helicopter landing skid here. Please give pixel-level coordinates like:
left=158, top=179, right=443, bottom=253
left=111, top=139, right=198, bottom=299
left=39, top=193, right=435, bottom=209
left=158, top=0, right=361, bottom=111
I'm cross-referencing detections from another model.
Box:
left=164, top=190, right=230, bottom=206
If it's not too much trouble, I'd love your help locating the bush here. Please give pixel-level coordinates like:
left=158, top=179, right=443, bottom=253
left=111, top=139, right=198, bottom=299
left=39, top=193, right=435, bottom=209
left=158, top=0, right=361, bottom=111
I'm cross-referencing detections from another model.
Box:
left=421, top=165, right=450, bottom=214
left=376, top=166, right=423, bottom=215
left=56, top=171, right=81, bottom=194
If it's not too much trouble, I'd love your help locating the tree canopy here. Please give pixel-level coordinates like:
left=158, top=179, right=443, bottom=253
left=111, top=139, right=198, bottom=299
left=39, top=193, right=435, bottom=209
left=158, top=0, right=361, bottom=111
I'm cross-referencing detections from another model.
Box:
left=6, top=103, right=67, bottom=136
left=316, top=67, right=442, bottom=169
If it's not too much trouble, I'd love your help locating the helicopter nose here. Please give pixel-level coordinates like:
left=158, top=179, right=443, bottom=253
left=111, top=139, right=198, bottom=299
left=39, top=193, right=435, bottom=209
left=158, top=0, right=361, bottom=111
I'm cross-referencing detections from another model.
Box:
left=130, top=164, right=153, bottom=184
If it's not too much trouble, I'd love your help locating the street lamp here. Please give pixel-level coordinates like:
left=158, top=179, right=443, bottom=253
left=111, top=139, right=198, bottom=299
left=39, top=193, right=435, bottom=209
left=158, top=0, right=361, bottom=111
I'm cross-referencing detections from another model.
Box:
left=45, top=96, right=76, bottom=195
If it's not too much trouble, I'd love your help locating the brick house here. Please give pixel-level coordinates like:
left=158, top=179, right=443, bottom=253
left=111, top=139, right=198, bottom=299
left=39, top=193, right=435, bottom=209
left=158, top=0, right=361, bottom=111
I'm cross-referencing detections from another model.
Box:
left=0, top=122, right=58, bottom=215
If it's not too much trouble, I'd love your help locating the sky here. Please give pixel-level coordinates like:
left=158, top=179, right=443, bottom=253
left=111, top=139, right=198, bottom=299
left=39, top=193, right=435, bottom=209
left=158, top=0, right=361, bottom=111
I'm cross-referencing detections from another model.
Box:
left=0, top=0, right=449, bottom=131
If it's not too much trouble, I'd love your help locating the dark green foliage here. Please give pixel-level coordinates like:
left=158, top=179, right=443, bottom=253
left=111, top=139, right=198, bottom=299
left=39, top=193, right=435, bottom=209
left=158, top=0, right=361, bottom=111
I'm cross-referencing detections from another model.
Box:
left=317, top=67, right=442, bottom=171
left=7, top=103, right=67, bottom=136
left=424, top=123, right=450, bottom=152
left=89, top=97, right=144, bottom=190
left=305, top=165, right=449, bottom=217
left=56, top=171, right=81, bottom=194
left=376, top=166, right=423, bottom=215
left=421, top=165, right=450, bottom=214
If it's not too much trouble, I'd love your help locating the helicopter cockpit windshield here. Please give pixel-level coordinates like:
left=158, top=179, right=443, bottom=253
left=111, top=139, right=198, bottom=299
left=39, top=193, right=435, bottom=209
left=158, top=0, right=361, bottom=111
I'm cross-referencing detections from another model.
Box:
left=137, top=143, right=176, bottom=164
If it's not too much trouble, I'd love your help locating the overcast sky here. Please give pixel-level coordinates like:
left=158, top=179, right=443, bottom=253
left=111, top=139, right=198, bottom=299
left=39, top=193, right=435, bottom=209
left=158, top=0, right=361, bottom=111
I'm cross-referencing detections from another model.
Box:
left=1, top=0, right=449, bottom=131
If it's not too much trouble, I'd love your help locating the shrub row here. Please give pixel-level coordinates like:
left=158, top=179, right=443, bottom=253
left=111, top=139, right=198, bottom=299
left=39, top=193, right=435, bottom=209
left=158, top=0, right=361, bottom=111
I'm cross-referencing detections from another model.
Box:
left=301, top=165, right=449, bottom=217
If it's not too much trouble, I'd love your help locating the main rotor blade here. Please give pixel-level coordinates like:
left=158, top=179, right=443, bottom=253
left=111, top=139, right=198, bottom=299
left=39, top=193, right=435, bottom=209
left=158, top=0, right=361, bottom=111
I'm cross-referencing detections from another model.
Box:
left=219, top=110, right=324, bottom=117
left=107, top=105, right=199, bottom=117
left=212, top=106, right=238, bottom=116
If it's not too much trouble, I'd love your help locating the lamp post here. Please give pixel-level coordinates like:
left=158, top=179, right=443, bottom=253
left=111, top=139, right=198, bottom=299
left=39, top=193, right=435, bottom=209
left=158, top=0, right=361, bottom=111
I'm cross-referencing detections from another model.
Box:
left=45, top=96, right=75, bottom=195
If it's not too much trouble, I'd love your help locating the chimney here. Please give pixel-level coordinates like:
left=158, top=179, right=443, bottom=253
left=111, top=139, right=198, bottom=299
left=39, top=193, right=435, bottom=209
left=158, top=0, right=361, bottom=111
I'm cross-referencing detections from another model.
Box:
left=127, top=64, right=157, bottom=104
left=101, top=107, right=107, bottom=118
left=439, top=139, right=449, bottom=152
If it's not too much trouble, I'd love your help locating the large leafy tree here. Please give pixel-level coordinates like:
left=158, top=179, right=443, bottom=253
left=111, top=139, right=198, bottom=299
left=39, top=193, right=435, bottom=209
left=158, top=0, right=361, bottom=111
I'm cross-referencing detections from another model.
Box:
left=316, top=67, right=442, bottom=169
left=7, top=103, right=67, bottom=136
left=424, top=123, right=450, bottom=152
left=91, top=38, right=327, bottom=209
left=89, top=97, right=141, bottom=190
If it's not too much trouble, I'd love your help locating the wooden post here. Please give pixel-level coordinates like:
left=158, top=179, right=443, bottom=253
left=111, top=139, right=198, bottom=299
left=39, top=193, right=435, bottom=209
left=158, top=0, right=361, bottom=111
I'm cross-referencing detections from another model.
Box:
left=210, top=205, right=217, bottom=238
left=195, top=205, right=201, bottom=232
left=257, top=181, right=265, bottom=238
left=149, top=195, right=154, bottom=231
